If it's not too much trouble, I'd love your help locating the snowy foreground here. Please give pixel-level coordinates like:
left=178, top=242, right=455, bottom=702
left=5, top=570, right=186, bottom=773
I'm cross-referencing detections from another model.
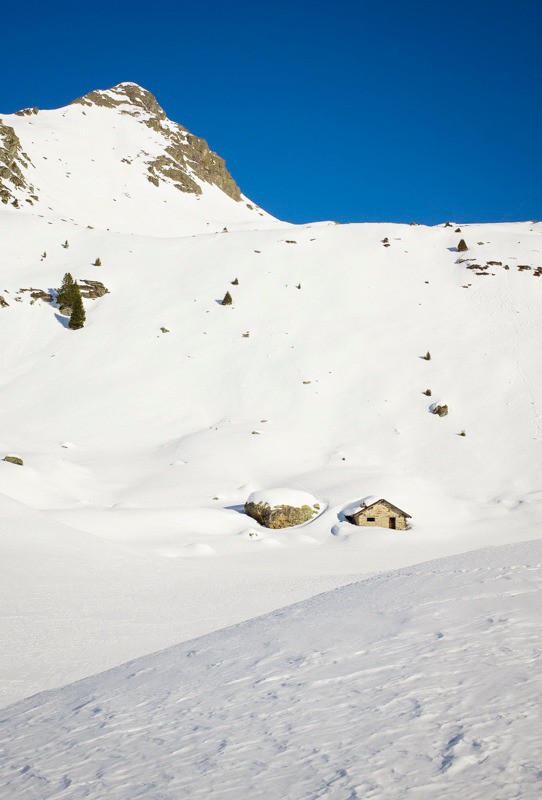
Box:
left=1, top=540, right=540, bottom=800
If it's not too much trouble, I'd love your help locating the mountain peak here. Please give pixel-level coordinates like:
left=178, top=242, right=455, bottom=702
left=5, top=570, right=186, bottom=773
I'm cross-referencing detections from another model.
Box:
left=0, top=82, right=255, bottom=230
left=71, top=82, right=166, bottom=120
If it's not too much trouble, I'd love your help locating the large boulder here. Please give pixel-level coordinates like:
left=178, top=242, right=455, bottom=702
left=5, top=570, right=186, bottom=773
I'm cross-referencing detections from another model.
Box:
left=244, top=488, right=322, bottom=529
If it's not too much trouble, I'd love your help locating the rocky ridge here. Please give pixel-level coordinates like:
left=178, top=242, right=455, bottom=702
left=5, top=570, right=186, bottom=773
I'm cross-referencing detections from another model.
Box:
left=1, top=82, right=244, bottom=213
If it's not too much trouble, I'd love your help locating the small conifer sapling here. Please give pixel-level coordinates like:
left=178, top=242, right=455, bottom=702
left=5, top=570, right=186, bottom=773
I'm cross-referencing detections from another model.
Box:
left=68, top=285, right=86, bottom=330
left=93, top=257, right=102, bottom=266
left=222, top=291, right=233, bottom=306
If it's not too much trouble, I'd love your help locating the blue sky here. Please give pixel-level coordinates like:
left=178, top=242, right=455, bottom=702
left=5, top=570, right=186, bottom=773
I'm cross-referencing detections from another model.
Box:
left=3, top=0, right=541, bottom=224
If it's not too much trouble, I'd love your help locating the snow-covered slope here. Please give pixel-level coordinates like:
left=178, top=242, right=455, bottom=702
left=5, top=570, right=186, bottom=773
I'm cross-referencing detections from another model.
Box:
left=1, top=82, right=276, bottom=236
left=1, top=540, right=540, bottom=800
left=1, top=85, right=542, bottom=715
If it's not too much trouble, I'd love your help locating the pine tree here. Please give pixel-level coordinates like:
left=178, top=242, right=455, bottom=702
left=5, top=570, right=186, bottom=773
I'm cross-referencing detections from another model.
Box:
left=62, top=240, right=70, bottom=249
left=93, top=257, right=102, bottom=266
left=222, top=291, right=233, bottom=305
left=68, top=286, right=86, bottom=330
left=457, top=239, right=468, bottom=252
left=57, top=272, right=76, bottom=307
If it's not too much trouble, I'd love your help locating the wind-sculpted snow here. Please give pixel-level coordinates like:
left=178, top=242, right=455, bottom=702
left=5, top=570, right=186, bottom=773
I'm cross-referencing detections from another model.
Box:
left=1, top=541, right=540, bottom=799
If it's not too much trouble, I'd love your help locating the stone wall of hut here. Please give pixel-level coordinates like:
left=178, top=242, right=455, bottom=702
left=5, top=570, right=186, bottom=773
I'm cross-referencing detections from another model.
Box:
left=352, top=502, right=409, bottom=530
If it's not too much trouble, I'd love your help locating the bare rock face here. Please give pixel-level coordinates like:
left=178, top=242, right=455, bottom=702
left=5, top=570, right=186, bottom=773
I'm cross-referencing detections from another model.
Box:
left=72, top=83, right=241, bottom=201
left=0, top=120, right=36, bottom=205
left=72, top=83, right=166, bottom=117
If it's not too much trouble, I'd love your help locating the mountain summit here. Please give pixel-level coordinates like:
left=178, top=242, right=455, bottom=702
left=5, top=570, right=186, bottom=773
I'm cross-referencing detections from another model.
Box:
left=0, top=83, right=271, bottom=235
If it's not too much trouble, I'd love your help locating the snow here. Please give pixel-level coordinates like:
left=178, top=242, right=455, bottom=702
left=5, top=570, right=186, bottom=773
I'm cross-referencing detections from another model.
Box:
left=0, top=540, right=540, bottom=799
left=1, top=86, right=542, bottom=794
left=1, top=208, right=542, bottom=709
left=246, top=487, right=321, bottom=509
left=4, top=92, right=279, bottom=237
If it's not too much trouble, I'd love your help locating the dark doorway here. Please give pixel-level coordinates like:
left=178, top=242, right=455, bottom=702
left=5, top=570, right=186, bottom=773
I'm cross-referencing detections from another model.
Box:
left=389, top=517, right=396, bottom=529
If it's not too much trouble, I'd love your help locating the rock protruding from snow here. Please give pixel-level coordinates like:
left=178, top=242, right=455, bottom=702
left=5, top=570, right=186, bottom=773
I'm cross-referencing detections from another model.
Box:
left=245, top=488, right=322, bottom=529
left=79, top=280, right=108, bottom=299
left=0, top=120, right=35, bottom=206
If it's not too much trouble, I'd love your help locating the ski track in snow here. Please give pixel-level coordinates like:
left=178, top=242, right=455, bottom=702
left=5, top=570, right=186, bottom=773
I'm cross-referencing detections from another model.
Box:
left=0, top=541, right=541, bottom=800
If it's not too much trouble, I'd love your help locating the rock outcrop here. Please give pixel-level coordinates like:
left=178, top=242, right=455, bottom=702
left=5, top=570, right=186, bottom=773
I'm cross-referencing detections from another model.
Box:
left=79, top=280, right=109, bottom=299
left=0, top=120, right=36, bottom=205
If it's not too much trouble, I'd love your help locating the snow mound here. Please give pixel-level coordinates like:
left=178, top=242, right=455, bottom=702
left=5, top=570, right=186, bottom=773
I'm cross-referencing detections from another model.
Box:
left=246, top=488, right=321, bottom=509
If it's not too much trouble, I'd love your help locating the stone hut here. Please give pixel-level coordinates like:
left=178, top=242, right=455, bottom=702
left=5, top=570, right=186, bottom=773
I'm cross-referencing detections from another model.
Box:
left=346, top=499, right=411, bottom=530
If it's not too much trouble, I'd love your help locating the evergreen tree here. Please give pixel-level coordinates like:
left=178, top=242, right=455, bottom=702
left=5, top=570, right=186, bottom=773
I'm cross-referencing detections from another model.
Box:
left=457, top=239, right=468, bottom=252
left=222, top=291, right=233, bottom=305
left=57, top=272, right=76, bottom=307
left=93, top=257, right=102, bottom=266
left=68, top=286, right=86, bottom=330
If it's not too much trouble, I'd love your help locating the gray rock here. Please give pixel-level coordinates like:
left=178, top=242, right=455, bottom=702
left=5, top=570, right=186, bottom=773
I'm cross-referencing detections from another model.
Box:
left=79, top=280, right=109, bottom=299
left=4, top=455, right=23, bottom=466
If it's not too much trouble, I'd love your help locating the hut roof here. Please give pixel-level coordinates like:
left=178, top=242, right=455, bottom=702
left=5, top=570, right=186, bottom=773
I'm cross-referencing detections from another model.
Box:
left=352, top=498, right=411, bottom=518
